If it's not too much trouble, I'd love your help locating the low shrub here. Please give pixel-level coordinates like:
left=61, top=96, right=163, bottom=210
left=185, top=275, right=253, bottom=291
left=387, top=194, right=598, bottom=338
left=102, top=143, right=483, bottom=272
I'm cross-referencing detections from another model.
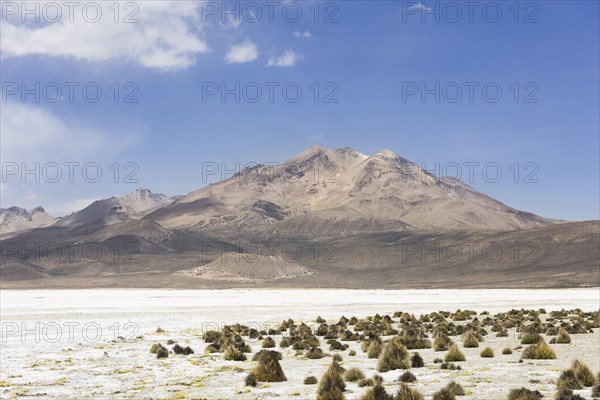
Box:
left=316, top=361, right=346, bottom=400
left=156, top=346, right=168, bottom=359
left=306, top=347, right=325, bottom=359
left=262, top=337, right=276, bottom=348
left=304, top=376, right=318, bottom=385
left=480, top=347, right=494, bottom=358
left=345, top=367, right=365, bottom=382
left=349, top=350, right=357, bottom=356
left=445, top=381, right=465, bottom=396
left=368, top=341, right=382, bottom=359
left=502, top=348, right=513, bottom=355
left=555, top=388, right=585, bottom=400
left=444, top=344, right=466, bottom=362
left=251, top=350, right=286, bottom=382
left=432, top=388, right=455, bottom=400
left=522, top=339, right=556, bottom=360
left=377, top=338, right=410, bottom=372
left=224, top=345, right=246, bottom=361
left=507, top=387, right=543, bottom=400
left=411, top=352, right=424, bottom=368
left=245, top=373, right=257, bottom=387
left=396, top=383, right=425, bottom=400
left=462, top=331, right=479, bottom=348
left=398, top=371, right=417, bottom=383
left=555, top=327, right=571, bottom=344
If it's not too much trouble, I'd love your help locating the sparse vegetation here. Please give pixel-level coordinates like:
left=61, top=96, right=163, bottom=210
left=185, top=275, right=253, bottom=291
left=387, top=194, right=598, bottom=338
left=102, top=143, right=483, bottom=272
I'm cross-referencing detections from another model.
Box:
left=555, top=327, right=571, bottom=344
left=480, top=347, right=494, bottom=358
left=377, top=338, right=410, bottom=372
left=396, top=382, right=425, bottom=400
left=507, top=387, right=543, bottom=400
left=398, top=371, right=417, bottom=383
left=522, top=339, right=556, bottom=360
left=316, top=361, right=346, bottom=400
left=462, top=331, right=479, bottom=348
left=245, top=373, right=257, bottom=387
left=251, top=350, right=287, bottom=382
left=444, top=344, right=466, bottom=362
left=345, top=367, right=365, bottom=382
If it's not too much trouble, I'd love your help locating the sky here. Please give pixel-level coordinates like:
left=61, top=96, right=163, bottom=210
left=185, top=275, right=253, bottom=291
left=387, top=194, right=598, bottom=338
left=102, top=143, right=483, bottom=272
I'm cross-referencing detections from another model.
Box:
left=1, top=0, right=599, bottom=221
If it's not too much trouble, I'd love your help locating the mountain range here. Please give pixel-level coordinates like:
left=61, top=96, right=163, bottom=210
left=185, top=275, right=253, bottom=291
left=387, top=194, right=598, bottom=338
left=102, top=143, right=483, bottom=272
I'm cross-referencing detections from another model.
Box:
left=1, top=146, right=598, bottom=289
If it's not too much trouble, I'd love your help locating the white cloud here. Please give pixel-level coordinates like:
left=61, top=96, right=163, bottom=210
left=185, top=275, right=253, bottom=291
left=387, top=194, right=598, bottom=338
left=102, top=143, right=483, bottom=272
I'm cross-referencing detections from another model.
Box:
left=407, top=3, right=433, bottom=12
left=266, top=50, right=302, bottom=67
left=0, top=103, right=138, bottom=163
left=225, top=40, right=258, bottom=64
left=0, top=1, right=209, bottom=71
left=293, top=30, right=313, bottom=39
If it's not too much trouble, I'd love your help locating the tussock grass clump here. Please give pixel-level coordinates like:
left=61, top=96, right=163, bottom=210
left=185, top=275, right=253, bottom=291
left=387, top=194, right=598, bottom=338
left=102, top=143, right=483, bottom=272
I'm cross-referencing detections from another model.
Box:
left=305, top=376, right=318, bottom=385
left=349, top=350, right=357, bottom=356
left=507, top=387, right=543, bottom=400
left=554, top=328, right=571, bottom=344
left=150, top=343, right=162, bottom=354
left=316, top=361, right=346, bottom=400
left=522, top=339, right=556, bottom=360
left=571, top=360, right=597, bottom=387
left=155, top=327, right=165, bottom=334
left=167, top=339, right=176, bottom=345
left=441, top=363, right=462, bottom=370
left=252, top=349, right=282, bottom=361
left=345, top=367, right=365, bottom=382
left=251, top=350, right=286, bottom=382
left=368, top=341, right=382, bottom=359
left=224, top=345, right=247, bottom=361
left=156, top=346, right=168, bottom=359
left=360, top=384, right=393, bottom=400
left=245, top=373, right=257, bottom=387
left=279, top=337, right=291, bottom=348
left=555, top=388, right=585, bottom=400
left=444, top=344, right=466, bottom=362
left=398, top=371, right=417, bottom=383
left=432, top=388, right=455, bottom=400
left=592, top=384, right=600, bottom=398
left=358, top=378, right=375, bottom=387
left=503, top=348, right=513, bottom=355
left=202, top=330, right=221, bottom=342
left=306, top=347, right=325, bottom=359
left=445, top=381, right=465, bottom=396
left=433, top=335, right=452, bottom=352
left=396, top=383, right=425, bottom=400
left=480, top=347, right=494, bottom=358
left=377, top=338, right=410, bottom=372
left=411, top=352, right=424, bottom=368
left=262, top=337, right=276, bottom=348
left=173, top=344, right=194, bottom=355
left=333, top=353, right=344, bottom=362
left=462, top=331, right=479, bottom=348
left=520, top=332, right=542, bottom=345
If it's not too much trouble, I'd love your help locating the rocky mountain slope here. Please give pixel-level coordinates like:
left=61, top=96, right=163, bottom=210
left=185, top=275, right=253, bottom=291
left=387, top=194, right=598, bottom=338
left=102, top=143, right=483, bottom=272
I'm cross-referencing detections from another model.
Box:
left=0, top=206, right=57, bottom=234
left=147, top=146, right=550, bottom=234
left=1, top=146, right=597, bottom=289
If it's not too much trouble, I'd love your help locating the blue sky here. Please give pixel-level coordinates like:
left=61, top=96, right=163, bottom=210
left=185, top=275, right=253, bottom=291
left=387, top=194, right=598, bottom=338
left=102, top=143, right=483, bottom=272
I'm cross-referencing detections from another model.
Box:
left=1, top=0, right=598, bottom=221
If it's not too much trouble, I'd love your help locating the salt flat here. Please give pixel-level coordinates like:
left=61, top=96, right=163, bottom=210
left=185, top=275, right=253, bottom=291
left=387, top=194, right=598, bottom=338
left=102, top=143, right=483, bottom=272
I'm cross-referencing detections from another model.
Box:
left=1, top=289, right=598, bottom=399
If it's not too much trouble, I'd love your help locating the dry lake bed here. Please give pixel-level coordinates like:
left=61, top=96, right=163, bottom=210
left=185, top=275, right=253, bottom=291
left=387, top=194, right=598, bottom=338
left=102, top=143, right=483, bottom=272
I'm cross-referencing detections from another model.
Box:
left=1, top=289, right=599, bottom=399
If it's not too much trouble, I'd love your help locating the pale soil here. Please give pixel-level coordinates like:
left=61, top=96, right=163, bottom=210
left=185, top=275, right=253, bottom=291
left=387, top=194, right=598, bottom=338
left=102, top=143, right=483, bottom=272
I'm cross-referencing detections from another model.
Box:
left=1, top=289, right=598, bottom=400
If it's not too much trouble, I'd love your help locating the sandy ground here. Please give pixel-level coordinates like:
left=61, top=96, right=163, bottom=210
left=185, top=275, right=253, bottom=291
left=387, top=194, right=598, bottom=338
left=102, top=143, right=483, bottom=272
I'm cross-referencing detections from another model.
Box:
left=1, top=289, right=599, bottom=399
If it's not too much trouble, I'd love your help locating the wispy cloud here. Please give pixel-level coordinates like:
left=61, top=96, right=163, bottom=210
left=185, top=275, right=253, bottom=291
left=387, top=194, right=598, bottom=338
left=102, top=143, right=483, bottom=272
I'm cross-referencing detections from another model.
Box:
left=293, top=30, right=313, bottom=39
left=407, top=3, right=433, bottom=12
left=266, top=50, right=303, bottom=67
left=225, top=40, right=258, bottom=64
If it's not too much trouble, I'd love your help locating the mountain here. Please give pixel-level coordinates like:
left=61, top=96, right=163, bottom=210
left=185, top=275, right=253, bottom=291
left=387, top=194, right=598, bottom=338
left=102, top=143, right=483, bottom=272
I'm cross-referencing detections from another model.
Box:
left=55, top=189, right=177, bottom=227
left=1, top=146, right=597, bottom=289
left=0, top=206, right=56, bottom=234
left=146, top=146, right=550, bottom=234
